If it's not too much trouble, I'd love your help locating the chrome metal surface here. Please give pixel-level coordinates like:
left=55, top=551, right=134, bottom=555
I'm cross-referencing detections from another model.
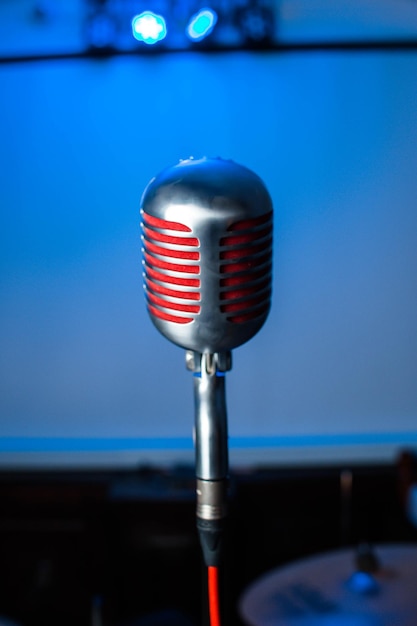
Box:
left=196, top=478, right=228, bottom=521
left=186, top=350, right=232, bottom=373
left=193, top=353, right=228, bottom=481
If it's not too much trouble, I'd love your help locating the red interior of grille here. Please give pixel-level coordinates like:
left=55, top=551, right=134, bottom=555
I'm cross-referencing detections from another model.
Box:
left=142, top=212, right=201, bottom=324
left=220, top=212, right=272, bottom=323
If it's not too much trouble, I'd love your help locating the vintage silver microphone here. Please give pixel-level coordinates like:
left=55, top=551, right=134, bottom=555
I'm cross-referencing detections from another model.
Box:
left=140, top=157, right=273, bottom=565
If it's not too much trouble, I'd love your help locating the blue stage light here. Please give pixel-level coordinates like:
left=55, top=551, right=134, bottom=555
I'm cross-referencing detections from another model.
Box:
left=186, top=8, right=217, bottom=42
left=131, top=11, right=167, bottom=45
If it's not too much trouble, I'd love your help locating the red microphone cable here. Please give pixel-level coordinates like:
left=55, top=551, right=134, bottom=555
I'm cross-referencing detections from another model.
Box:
left=207, top=565, right=221, bottom=626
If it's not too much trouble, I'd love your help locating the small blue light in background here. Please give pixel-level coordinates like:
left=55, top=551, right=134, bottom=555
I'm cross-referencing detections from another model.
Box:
left=131, top=11, right=167, bottom=45
left=186, top=8, right=218, bottom=42
left=347, top=571, right=380, bottom=596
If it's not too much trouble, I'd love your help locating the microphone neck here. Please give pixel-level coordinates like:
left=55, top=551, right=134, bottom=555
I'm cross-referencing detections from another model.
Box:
left=187, top=351, right=231, bottom=484
left=187, top=351, right=231, bottom=566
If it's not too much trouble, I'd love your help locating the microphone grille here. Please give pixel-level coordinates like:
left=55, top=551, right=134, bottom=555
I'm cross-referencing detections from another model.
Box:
left=220, top=212, right=273, bottom=324
left=142, top=211, right=202, bottom=325
left=142, top=209, right=273, bottom=326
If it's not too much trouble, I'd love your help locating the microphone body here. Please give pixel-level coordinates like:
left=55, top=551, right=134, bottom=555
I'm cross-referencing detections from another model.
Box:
left=141, top=157, right=273, bottom=353
left=140, top=157, right=273, bottom=565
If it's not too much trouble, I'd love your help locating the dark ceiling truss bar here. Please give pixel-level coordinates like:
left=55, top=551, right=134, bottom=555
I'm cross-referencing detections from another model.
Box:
left=1, top=39, right=417, bottom=64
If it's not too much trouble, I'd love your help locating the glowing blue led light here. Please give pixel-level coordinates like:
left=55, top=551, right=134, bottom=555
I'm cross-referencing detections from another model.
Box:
left=186, top=8, right=217, bottom=42
left=131, top=11, right=167, bottom=45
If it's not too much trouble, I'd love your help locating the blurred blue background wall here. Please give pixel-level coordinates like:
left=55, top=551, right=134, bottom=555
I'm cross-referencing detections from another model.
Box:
left=1, top=26, right=417, bottom=466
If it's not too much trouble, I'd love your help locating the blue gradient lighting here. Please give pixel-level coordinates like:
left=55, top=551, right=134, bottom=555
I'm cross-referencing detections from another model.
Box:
left=131, top=11, right=167, bottom=45
left=187, top=9, right=217, bottom=42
